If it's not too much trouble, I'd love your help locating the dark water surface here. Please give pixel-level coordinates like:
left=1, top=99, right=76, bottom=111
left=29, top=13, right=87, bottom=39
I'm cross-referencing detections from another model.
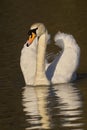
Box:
left=0, top=0, right=87, bottom=129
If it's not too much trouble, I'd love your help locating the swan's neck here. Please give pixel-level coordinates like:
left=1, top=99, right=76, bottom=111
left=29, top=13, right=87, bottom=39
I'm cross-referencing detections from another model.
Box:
left=34, top=33, right=50, bottom=86
left=37, top=34, right=46, bottom=73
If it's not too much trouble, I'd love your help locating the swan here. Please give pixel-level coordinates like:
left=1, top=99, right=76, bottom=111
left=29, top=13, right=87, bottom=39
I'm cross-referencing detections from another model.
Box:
left=20, top=23, right=80, bottom=86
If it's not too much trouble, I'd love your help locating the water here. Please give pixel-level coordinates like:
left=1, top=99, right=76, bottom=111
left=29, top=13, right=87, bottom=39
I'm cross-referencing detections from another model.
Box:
left=0, top=0, right=87, bottom=129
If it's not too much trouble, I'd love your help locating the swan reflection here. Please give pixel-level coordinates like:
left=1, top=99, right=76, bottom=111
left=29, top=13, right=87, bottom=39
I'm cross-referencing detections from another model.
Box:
left=54, top=83, right=83, bottom=129
left=22, top=83, right=83, bottom=130
left=22, top=85, right=50, bottom=129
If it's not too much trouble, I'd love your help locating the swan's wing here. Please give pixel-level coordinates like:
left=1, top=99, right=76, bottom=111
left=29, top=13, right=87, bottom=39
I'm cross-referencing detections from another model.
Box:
left=46, top=51, right=62, bottom=81
left=46, top=32, right=63, bottom=81
left=46, top=32, right=80, bottom=83
left=46, top=52, right=58, bottom=63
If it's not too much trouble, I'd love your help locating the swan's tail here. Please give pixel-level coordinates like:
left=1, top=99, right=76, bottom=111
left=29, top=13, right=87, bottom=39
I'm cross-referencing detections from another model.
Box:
left=54, top=32, right=80, bottom=53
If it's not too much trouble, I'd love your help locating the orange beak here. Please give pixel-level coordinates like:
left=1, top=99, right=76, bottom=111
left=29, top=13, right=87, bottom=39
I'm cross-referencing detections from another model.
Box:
left=26, top=32, right=36, bottom=46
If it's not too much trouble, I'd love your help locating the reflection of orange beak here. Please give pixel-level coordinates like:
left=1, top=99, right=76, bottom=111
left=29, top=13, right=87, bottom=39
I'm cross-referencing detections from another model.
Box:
left=27, top=33, right=36, bottom=46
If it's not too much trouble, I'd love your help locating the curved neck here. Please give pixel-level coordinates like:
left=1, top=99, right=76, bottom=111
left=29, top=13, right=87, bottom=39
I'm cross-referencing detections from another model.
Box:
left=34, top=32, right=50, bottom=85
left=36, top=33, right=47, bottom=75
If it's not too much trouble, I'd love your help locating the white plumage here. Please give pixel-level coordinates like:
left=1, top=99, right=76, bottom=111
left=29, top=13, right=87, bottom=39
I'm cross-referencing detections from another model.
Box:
left=20, top=23, right=80, bottom=85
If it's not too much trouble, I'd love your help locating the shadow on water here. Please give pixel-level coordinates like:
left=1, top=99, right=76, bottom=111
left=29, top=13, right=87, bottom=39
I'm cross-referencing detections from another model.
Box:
left=22, top=83, right=84, bottom=130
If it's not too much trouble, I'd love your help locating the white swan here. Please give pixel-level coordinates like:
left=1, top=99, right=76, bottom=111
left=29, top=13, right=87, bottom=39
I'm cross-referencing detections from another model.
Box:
left=20, top=23, right=80, bottom=86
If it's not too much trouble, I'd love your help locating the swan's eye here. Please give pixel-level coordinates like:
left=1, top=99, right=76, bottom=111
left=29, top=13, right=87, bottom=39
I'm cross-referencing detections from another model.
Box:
left=28, top=28, right=38, bottom=36
left=32, top=27, right=38, bottom=34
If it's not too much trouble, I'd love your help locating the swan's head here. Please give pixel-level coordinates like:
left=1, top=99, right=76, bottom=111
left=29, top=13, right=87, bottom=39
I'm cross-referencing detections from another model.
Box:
left=26, top=23, right=50, bottom=47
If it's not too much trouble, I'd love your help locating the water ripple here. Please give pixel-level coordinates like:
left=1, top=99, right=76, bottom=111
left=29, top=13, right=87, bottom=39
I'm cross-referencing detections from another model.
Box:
left=22, top=83, right=83, bottom=130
